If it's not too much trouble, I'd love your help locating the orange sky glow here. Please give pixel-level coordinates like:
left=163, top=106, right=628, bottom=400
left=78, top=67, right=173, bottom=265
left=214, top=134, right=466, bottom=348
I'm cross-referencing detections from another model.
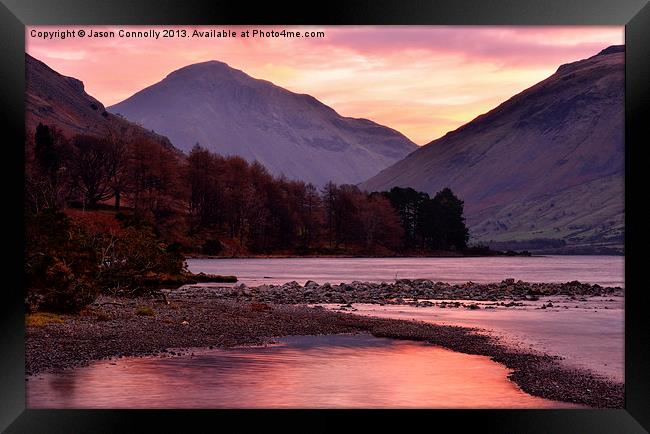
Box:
left=26, top=26, right=623, bottom=144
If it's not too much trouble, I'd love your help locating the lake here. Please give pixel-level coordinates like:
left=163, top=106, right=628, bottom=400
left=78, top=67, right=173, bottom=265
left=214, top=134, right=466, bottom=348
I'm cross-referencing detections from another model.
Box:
left=27, top=334, right=577, bottom=409
left=187, top=255, right=624, bottom=287
left=26, top=255, right=622, bottom=409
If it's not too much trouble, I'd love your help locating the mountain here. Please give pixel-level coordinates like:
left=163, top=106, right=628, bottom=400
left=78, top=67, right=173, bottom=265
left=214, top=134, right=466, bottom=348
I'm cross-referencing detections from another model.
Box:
left=360, top=46, right=624, bottom=253
left=108, top=61, right=417, bottom=186
left=25, top=54, right=178, bottom=153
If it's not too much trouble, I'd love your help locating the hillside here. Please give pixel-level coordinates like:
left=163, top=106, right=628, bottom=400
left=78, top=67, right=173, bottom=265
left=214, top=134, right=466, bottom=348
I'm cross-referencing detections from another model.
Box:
left=360, top=46, right=624, bottom=253
left=109, top=60, right=417, bottom=185
left=26, top=54, right=179, bottom=154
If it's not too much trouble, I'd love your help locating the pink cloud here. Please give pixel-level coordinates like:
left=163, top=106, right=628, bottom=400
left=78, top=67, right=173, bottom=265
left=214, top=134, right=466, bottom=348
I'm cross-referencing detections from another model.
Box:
left=26, top=26, right=623, bottom=144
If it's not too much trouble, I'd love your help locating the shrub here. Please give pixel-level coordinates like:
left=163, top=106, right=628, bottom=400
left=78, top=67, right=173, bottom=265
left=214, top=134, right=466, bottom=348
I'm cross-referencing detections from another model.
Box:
left=96, top=225, right=186, bottom=293
left=25, top=210, right=100, bottom=313
left=26, top=208, right=186, bottom=313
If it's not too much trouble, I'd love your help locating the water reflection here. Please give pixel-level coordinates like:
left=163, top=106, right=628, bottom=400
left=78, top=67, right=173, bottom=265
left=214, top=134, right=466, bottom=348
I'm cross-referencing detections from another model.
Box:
left=28, top=334, right=577, bottom=409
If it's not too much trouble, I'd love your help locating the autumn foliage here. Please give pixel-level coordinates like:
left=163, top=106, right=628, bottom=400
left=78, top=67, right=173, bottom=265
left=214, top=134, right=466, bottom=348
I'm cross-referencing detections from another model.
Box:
left=25, top=123, right=470, bottom=311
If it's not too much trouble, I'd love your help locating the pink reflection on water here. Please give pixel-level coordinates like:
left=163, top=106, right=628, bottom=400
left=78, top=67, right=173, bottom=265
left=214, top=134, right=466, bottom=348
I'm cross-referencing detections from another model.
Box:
left=27, top=335, right=578, bottom=408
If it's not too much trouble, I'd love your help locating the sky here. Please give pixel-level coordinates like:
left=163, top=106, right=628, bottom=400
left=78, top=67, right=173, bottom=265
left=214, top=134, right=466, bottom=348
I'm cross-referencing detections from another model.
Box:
left=26, top=26, right=623, bottom=145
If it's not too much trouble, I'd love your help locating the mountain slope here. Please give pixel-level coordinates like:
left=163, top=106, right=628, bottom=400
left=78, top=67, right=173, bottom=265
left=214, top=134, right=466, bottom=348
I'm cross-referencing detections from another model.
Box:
left=108, top=61, right=417, bottom=185
left=25, top=54, right=178, bottom=153
left=360, top=46, right=624, bottom=252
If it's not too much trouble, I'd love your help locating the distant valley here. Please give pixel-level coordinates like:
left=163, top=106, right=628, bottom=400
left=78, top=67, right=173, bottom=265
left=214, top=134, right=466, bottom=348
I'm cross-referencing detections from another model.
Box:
left=361, top=46, right=624, bottom=253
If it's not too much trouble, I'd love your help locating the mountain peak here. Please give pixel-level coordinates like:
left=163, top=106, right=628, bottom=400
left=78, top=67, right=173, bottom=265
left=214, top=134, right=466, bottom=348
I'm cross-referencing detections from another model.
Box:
left=110, top=61, right=417, bottom=185
left=596, top=45, right=625, bottom=56
left=166, top=60, right=246, bottom=79
left=555, top=44, right=624, bottom=75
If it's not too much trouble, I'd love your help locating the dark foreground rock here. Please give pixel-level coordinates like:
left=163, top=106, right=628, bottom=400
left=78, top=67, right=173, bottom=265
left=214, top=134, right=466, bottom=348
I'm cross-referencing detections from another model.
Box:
left=182, top=278, right=623, bottom=305
left=26, top=290, right=623, bottom=408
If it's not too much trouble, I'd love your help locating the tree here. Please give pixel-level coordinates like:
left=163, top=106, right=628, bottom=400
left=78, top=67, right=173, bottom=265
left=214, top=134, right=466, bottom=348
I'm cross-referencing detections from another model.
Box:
left=69, top=135, right=113, bottom=208
left=103, top=126, right=131, bottom=210
left=34, top=123, right=64, bottom=175
left=430, top=187, right=469, bottom=250
left=322, top=182, right=338, bottom=249
left=27, top=124, right=72, bottom=211
left=359, top=194, right=404, bottom=252
left=332, top=185, right=364, bottom=248
left=187, top=144, right=222, bottom=231
left=384, top=186, right=428, bottom=249
left=127, top=136, right=186, bottom=238
left=296, top=182, right=322, bottom=250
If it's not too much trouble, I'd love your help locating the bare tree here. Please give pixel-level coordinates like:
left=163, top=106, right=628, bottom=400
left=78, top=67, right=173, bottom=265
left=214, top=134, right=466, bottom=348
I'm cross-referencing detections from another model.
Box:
left=103, top=126, right=131, bottom=210
left=69, top=135, right=113, bottom=208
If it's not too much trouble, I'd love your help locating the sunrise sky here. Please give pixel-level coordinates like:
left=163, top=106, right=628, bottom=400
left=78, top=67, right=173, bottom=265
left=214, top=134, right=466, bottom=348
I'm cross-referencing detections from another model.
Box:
left=26, top=26, right=623, bottom=144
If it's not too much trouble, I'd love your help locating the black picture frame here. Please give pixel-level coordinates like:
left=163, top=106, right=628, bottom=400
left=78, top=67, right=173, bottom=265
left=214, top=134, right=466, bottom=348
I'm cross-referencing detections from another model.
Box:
left=1, top=0, right=648, bottom=432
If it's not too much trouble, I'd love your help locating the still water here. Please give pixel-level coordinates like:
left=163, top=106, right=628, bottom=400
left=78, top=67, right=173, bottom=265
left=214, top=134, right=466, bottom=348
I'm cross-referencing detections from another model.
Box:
left=187, top=255, right=624, bottom=287
left=27, top=334, right=577, bottom=408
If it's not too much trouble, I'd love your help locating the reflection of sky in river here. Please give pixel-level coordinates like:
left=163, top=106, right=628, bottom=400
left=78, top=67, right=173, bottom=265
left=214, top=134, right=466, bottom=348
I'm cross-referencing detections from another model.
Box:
left=27, top=334, right=579, bottom=409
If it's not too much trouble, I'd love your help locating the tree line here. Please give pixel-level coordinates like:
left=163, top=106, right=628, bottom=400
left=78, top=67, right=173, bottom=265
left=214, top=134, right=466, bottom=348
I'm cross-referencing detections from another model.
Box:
left=27, top=123, right=470, bottom=257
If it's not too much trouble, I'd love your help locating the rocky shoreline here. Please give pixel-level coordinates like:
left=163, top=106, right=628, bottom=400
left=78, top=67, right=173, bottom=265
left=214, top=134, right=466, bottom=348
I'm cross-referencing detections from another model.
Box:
left=182, top=278, right=624, bottom=305
left=26, top=283, right=624, bottom=408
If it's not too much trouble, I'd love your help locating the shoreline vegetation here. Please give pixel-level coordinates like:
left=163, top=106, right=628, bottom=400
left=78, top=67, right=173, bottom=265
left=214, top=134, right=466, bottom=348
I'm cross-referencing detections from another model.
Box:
left=25, top=282, right=624, bottom=408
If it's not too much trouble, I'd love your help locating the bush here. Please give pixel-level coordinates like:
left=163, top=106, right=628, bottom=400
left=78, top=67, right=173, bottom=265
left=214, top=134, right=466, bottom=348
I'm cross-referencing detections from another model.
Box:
left=96, top=225, right=186, bottom=293
left=25, top=210, right=100, bottom=313
left=26, top=208, right=187, bottom=313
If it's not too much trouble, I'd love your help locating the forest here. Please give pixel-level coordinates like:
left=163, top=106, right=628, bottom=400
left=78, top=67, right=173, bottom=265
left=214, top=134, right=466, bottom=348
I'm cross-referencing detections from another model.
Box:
left=25, top=123, right=470, bottom=311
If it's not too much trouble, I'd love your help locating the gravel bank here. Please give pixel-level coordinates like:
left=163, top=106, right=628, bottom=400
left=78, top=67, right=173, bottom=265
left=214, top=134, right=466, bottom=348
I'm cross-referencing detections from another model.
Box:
left=26, top=288, right=623, bottom=408
left=183, top=278, right=624, bottom=305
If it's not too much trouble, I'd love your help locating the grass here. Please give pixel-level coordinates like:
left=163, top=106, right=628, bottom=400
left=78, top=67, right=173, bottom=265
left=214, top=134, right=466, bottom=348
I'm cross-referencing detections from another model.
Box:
left=26, top=312, right=65, bottom=327
left=135, top=306, right=155, bottom=316
left=79, top=307, right=112, bottom=321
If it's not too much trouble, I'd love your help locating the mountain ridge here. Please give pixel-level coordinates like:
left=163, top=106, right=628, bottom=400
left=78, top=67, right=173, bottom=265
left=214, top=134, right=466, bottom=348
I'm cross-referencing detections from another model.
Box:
left=360, top=45, right=624, bottom=252
left=109, top=60, right=418, bottom=185
left=25, top=53, right=180, bottom=155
